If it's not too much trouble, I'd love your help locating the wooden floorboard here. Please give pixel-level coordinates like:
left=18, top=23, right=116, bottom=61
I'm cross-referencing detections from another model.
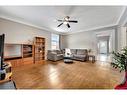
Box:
left=12, top=60, right=124, bottom=89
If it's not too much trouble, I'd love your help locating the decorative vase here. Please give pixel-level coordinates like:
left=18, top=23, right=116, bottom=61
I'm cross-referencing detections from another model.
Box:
left=115, top=71, right=127, bottom=89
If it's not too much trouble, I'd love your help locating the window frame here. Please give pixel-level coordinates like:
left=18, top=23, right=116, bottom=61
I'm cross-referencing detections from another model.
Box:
left=51, top=34, right=59, bottom=50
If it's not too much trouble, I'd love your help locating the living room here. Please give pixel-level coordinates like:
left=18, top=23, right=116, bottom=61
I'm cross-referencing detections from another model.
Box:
left=0, top=6, right=127, bottom=90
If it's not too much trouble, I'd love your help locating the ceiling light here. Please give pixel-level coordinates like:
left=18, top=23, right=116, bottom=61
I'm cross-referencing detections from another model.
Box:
left=63, top=21, right=68, bottom=24
left=65, top=18, right=68, bottom=21
left=64, top=16, right=70, bottom=21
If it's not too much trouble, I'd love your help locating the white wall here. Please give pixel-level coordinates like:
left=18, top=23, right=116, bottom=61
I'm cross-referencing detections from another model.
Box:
left=0, top=18, right=118, bottom=56
left=117, top=26, right=127, bottom=52
left=4, top=44, right=22, bottom=57
left=61, top=29, right=116, bottom=56
left=61, top=31, right=98, bottom=54
left=60, top=35, right=68, bottom=49
left=0, top=18, right=53, bottom=59
left=108, top=29, right=116, bottom=53
left=96, top=29, right=116, bottom=53
left=0, top=18, right=51, bottom=50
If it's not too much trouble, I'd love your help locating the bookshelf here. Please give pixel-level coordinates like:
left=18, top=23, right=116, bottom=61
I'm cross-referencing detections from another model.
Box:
left=22, top=44, right=33, bottom=58
left=34, top=37, right=45, bottom=64
left=22, top=44, right=34, bottom=65
left=4, top=36, right=45, bottom=67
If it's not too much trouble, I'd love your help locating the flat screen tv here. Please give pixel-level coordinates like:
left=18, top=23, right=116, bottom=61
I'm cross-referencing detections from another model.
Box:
left=0, top=34, right=5, bottom=70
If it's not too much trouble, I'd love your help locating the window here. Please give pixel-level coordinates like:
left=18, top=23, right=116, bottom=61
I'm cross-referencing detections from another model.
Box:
left=51, top=34, right=59, bottom=50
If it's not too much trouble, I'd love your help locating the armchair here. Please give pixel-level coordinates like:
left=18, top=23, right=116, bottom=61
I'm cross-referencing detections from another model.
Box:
left=47, top=50, right=64, bottom=61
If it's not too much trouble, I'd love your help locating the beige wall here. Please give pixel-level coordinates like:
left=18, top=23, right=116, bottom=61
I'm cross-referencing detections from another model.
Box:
left=109, top=29, right=116, bottom=53
left=0, top=18, right=53, bottom=59
left=61, top=31, right=98, bottom=54
left=0, top=18, right=51, bottom=50
left=117, top=26, right=127, bottom=52
left=96, top=29, right=116, bottom=53
left=0, top=18, right=118, bottom=56
left=61, top=29, right=116, bottom=55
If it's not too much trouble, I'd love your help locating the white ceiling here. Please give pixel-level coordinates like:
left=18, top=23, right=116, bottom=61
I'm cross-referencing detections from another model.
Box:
left=0, top=6, right=125, bottom=34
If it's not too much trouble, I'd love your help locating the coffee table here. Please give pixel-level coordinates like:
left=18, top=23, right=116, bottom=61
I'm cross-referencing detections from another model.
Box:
left=64, top=56, right=73, bottom=64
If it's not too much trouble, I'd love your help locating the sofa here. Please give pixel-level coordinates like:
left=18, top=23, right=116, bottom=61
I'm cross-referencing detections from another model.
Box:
left=70, top=49, right=88, bottom=61
left=47, top=49, right=88, bottom=62
left=47, top=50, right=64, bottom=61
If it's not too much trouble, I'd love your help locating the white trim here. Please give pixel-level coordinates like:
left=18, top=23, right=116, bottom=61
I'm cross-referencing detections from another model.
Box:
left=0, top=15, right=61, bottom=34
left=117, top=7, right=127, bottom=26
left=61, top=24, right=117, bottom=35
left=116, top=6, right=127, bottom=25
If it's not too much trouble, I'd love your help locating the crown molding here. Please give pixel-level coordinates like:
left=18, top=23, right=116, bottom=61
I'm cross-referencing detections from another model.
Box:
left=0, top=15, right=62, bottom=35
left=61, top=24, right=118, bottom=35
left=117, top=6, right=127, bottom=26
left=116, top=6, right=127, bottom=25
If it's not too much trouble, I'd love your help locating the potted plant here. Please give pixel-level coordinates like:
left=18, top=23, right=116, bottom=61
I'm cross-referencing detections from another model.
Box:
left=111, top=47, right=127, bottom=89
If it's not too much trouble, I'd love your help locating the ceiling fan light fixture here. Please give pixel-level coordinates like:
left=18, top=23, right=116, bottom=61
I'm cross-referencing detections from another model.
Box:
left=64, top=16, right=70, bottom=21
left=65, top=18, right=68, bottom=21
left=57, top=16, right=78, bottom=28
left=63, top=21, right=68, bottom=24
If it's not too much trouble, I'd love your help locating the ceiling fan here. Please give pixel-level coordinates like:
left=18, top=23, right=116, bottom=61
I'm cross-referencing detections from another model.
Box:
left=57, top=16, right=78, bottom=28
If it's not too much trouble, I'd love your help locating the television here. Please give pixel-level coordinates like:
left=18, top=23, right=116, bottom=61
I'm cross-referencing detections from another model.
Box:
left=0, top=34, right=5, bottom=70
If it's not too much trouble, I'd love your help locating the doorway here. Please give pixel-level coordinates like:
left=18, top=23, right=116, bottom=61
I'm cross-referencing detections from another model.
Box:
left=97, top=36, right=110, bottom=62
left=98, top=40, right=108, bottom=54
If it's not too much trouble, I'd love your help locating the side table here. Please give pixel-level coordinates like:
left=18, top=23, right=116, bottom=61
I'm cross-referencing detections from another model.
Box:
left=88, top=55, right=95, bottom=63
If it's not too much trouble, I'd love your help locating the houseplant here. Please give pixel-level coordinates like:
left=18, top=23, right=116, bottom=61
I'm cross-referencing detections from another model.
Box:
left=111, top=47, right=127, bottom=89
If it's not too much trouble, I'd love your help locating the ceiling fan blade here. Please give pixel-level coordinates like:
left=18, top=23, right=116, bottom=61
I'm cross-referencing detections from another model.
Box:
left=57, top=23, right=63, bottom=27
left=57, top=20, right=63, bottom=22
left=67, top=23, right=70, bottom=28
left=68, top=20, right=78, bottom=23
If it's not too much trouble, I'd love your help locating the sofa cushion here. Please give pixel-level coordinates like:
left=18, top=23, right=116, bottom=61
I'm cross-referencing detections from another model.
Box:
left=57, top=54, right=63, bottom=56
left=73, top=54, right=86, bottom=58
left=76, top=49, right=88, bottom=55
left=70, top=49, right=77, bottom=54
left=51, top=52, right=57, bottom=54
left=48, top=50, right=63, bottom=54
left=48, top=50, right=56, bottom=54
left=56, top=50, right=63, bottom=54
left=61, top=49, right=65, bottom=54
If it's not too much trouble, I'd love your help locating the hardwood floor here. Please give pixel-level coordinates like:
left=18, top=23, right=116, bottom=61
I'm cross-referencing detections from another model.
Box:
left=12, top=60, right=124, bottom=89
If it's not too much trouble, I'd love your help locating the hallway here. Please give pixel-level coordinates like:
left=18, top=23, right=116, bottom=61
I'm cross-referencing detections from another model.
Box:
left=97, top=54, right=112, bottom=62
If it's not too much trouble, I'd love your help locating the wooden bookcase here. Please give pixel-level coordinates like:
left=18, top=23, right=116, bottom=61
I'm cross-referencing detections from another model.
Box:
left=22, top=44, right=33, bottom=58
left=34, top=37, right=45, bottom=64
left=4, top=37, right=45, bottom=66
left=22, top=44, right=34, bottom=65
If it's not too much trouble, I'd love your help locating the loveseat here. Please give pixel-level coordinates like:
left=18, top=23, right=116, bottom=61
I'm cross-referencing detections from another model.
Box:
left=70, top=49, right=88, bottom=61
left=47, top=50, right=64, bottom=61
